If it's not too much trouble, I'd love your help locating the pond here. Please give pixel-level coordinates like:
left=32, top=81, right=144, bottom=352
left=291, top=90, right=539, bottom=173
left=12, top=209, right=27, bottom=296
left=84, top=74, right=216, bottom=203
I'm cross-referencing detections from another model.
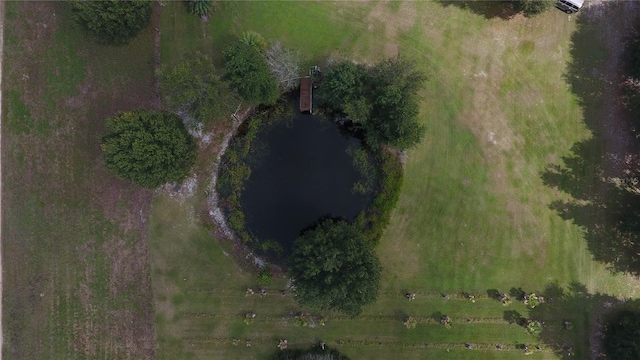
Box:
left=240, top=108, right=372, bottom=258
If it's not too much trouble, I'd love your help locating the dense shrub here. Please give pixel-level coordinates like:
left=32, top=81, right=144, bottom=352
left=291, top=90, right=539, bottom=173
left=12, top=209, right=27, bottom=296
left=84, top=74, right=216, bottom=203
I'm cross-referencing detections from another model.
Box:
left=185, top=0, right=213, bottom=17
left=289, top=218, right=381, bottom=316
left=519, top=0, right=554, bottom=17
left=101, top=110, right=196, bottom=188
left=354, top=149, right=404, bottom=244
left=71, top=0, right=152, bottom=45
left=158, top=52, right=228, bottom=125
left=322, top=62, right=368, bottom=120
left=320, top=57, right=426, bottom=149
left=223, top=42, right=279, bottom=105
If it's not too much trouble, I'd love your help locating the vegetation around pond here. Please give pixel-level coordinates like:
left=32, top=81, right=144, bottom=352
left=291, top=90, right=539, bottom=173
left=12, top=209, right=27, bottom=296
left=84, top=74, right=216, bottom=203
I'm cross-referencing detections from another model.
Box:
left=217, top=97, right=404, bottom=257
left=217, top=101, right=293, bottom=249
left=354, top=149, right=404, bottom=244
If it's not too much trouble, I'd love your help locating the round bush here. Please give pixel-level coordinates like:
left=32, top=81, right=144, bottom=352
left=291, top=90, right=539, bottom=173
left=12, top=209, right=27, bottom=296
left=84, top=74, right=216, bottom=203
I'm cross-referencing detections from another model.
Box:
left=101, top=109, right=196, bottom=188
left=71, top=0, right=152, bottom=46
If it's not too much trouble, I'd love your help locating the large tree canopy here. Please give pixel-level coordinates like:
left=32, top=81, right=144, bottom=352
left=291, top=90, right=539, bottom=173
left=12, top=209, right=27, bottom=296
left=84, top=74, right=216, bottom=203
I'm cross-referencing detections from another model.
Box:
left=289, top=218, right=381, bottom=316
left=365, top=58, right=426, bottom=149
left=71, top=0, right=152, bottom=46
left=223, top=42, right=279, bottom=105
left=321, top=61, right=367, bottom=115
left=158, top=52, right=223, bottom=124
left=101, top=110, right=196, bottom=188
left=603, top=310, right=640, bottom=359
left=320, top=57, right=426, bottom=149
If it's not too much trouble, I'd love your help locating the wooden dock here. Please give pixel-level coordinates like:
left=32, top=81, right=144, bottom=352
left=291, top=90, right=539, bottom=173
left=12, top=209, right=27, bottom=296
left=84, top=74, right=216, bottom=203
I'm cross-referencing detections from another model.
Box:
left=299, top=76, right=312, bottom=113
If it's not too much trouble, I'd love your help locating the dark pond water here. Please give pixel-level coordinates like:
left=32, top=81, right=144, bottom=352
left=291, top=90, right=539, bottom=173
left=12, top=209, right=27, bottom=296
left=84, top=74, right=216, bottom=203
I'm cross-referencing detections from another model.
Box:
left=240, top=109, right=371, bottom=258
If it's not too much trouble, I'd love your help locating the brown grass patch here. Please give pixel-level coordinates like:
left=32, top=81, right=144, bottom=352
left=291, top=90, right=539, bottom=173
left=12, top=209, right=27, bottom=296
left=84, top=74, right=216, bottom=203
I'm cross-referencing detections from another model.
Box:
left=3, top=2, right=160, bottom=359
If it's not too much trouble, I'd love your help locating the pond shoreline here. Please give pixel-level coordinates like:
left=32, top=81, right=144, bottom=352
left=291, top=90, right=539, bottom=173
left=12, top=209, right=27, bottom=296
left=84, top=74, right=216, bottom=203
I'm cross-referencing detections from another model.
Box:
left=209, top=100, right=406, bottom=276
left=205, top=105, right=273, bottom=271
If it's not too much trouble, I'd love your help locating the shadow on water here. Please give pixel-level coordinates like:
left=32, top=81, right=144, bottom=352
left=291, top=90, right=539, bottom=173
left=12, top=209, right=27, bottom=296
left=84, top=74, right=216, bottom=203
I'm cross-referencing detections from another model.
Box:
left=240, top=101, right=372, bottom=260
left=541, top=3, right=640, bottom=275
left=437, top=0, right=520, bottom=19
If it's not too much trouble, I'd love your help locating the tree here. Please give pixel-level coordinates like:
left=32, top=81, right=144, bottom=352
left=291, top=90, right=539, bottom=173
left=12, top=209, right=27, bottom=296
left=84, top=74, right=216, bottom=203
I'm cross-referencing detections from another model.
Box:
left=603, top=310, right=640, bottom=360
left=289, top=218, right=381, bottom=316
left=70, top=0, right=152, bottom=46
left=186, top=0, right=213, bottom=18
left=241, top=31, right=268, bottom=52
left=223, top=42, right=279, bottom=105
left=265, top=41, right=301, bottom=93
left=101, top=109, right=196, bottom=188
left=319, top=58, right=426, bottom=149
left=519, top=0, right=553, bottom=17
left=158, top=52, right=224, bottom=124
left=321, top=61, right=368, bottom=116
left=365, top=57, right=426, bottom=149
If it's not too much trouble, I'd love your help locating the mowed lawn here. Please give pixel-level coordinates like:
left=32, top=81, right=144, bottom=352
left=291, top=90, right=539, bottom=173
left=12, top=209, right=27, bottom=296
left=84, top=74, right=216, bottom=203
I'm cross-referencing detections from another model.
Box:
left=150, top=2, right=640, bottom=360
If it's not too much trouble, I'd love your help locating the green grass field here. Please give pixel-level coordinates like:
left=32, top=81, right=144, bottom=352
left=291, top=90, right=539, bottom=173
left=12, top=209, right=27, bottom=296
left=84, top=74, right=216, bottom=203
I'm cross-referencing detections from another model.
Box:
left=4, top=1, right=640, bottom=359
left=149, top=2, right=640, bottom=360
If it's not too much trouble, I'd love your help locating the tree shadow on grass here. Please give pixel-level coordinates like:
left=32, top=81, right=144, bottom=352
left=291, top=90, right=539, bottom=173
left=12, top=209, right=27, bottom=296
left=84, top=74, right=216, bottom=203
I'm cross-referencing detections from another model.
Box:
left=530, top=282, right=619, bottom=359
left=504, top=310, right=526, bottom=326
left=429, top=311, right=445, bottom=323
left=510, top=287, right=526, bottom=301
left=486, top=288, right=500, bottom=300
left=541, top=2, right=640, bottom=275
left=437, top=0, right=520, bottom=19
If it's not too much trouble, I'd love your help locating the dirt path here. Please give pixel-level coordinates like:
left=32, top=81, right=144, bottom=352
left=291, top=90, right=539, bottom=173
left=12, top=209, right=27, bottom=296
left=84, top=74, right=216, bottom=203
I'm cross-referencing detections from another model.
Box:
left=0, top=0, right=6, bottom=357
